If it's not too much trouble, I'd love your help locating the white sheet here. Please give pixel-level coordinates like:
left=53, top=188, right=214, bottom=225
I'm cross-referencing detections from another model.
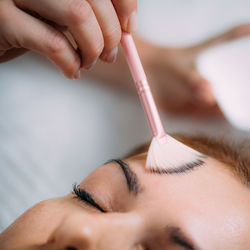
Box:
left=0, top=0, right=250, bottom=231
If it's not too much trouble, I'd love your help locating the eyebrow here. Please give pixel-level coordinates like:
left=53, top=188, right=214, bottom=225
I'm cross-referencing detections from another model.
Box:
left=105, top=159, right=140, bottom=194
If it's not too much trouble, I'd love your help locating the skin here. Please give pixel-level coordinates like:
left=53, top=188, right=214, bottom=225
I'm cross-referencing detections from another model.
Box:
left=0, top=0, right=137, bottom=78
left=0, top=153, right=249, bottom=249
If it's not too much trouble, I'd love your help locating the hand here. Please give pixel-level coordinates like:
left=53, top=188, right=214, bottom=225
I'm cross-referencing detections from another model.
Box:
left=144, top=24, right=250, bottom=117
left=0, top=0, right=137, bottom=79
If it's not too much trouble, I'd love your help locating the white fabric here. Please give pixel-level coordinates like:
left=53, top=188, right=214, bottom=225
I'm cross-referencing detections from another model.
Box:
left=0, top=0, right=250, bottom=231
left=198, top=38, right=250, bottom=130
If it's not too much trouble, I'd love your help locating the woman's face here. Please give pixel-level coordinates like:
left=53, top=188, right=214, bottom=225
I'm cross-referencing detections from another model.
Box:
left=0, top=154, right=249, bottom=250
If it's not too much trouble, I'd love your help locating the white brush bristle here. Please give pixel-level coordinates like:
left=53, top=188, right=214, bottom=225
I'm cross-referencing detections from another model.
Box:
left=146, top=136, right=203, bottom=171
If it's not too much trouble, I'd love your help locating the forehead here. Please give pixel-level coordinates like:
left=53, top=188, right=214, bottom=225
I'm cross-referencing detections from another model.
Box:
left=127, top=156, right=250, bottom=210
left=126, top=156, right=250, bottom=247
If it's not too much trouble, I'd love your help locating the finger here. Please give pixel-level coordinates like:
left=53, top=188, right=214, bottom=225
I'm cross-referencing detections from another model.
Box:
left=191, top=24, right=250, bottom=54
left=14, top=0, right=104, bottom=69
left=9, top=5, right=81, bottom=78
left=188, top=103, right=224, bottom=118
left=193, top=77, right=216, bottom=105
left=0, top=48, right=28, bottom=63
left=183, top=70, right=216, bottom=105
left=86, top=0, right=121, bottom=63
left=112, top=0, right=137, bottom=33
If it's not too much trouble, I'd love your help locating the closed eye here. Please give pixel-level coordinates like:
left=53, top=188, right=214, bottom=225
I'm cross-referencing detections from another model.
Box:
left=72, top=184, right=106, bottom=213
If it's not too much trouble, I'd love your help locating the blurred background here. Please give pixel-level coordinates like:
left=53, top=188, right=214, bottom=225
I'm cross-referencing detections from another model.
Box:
left=0, top=0, right=250, bottom=231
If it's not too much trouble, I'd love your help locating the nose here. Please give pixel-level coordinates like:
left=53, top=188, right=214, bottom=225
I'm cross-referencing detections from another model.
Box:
left=48, top=211, right=144, bottom=250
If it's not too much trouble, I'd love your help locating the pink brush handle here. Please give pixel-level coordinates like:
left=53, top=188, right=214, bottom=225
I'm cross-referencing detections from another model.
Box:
left=121, top=32, right=166, bottom=138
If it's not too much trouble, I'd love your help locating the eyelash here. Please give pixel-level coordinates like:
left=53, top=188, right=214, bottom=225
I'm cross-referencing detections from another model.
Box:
left=72, top=184, right=106, bottom=213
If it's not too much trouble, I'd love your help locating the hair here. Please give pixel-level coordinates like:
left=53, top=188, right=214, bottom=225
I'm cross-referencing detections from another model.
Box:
left=127, top=134, right=250, bottom=187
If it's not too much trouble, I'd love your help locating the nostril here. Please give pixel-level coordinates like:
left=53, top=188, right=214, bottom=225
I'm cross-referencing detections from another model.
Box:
left=66, top=247, right=77, bottom=250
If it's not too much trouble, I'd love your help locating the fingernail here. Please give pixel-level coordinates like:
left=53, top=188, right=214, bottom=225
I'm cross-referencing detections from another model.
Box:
left=85, top=59, right=97, bottom=70
left=102, top=47, right=118, bottom=63
left=127, top=11, right=137, bottom=33
left=74, top=69, right=81, bottom=79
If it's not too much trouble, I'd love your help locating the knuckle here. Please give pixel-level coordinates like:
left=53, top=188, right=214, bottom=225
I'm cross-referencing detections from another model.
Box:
left=45, top=31, right=67, bottom=54
left=103, top=26, right=121, bottom=50
left=84, top=38, right=104, bottom=63
left=90, top=43, right=104, bottom=59
left=67, top=0, right=92, bottom=25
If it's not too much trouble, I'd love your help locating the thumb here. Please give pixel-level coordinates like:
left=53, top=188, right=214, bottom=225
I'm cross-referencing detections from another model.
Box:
left=112, top=0, right=137, bottom=33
